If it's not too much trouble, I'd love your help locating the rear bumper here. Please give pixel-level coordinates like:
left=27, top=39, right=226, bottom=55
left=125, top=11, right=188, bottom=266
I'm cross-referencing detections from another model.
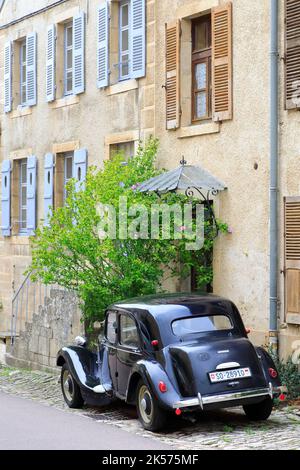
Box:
left=173, top=384, right=287, bottom=410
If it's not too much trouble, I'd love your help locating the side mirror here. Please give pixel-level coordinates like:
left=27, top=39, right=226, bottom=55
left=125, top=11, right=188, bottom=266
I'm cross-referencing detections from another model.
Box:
left=75, top=336, right=87, bottom=347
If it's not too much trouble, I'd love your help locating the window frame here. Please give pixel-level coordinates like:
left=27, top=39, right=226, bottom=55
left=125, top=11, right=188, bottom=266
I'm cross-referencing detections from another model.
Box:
left=119, top=313, right=141, bottom=350
left=64, top=21, right=73, bottom=96
left=20, top=39, right=27, bottom=106
left=19, top=159, right=27, bottom=234
left=105, top=311, right=118, bottom=345
left=119, top=0, right=131, bottom=81
left=191, top=15, right=212, bottom=122
left=63, top=152, right=74, bottom=203
left=172, top=314, right=234, bottom=337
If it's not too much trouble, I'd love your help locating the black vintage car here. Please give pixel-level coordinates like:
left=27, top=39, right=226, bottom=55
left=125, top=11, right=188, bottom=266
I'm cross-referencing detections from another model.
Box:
left=57, top=294, right=285, bottom=431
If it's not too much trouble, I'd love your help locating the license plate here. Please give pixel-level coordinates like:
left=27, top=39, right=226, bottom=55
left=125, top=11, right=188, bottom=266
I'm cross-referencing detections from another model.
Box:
left=209, top=368, right=252, bottom=383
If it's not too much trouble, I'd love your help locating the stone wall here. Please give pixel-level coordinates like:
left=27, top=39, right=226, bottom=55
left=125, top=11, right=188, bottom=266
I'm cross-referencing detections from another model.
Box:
left=5, top=289, right=84, bottom=373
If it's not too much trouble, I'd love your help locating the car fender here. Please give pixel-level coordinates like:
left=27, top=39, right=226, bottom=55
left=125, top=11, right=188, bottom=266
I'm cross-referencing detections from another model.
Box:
left=255, top=347, right=282, bottom=387
left=57, top=346, right=100, bottom=392
left=126, top=359, right=181, bottom=410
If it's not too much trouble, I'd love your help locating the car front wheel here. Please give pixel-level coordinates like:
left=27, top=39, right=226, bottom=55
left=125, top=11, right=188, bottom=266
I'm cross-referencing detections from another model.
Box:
left=243, top=397, right=273, bottom=421
left=61, top=364, right=84, bottom=409
left=136, top=380, right=168, bottom=432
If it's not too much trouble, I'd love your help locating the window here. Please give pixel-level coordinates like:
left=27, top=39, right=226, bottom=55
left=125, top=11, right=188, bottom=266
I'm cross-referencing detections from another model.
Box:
left=192, top=15, right=212, bottom=121
left=19, top=159, right=27, bottom=233
left=63, top=152, right=74, bottom=202
left=119, top=1, right=131, bottom=81
left=172, top=315, right=233, bottom=337
left=106, top=312, right=117, bottom=344
left=64, top=22, right=73, bottom=96
left=120, top=314, right=139, bottom=349
left=20, top=40, right=27, bottom=106
left=110, top=141, right=135, bottom=160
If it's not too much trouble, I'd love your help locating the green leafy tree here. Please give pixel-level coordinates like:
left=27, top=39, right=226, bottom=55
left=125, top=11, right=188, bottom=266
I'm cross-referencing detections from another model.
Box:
left=29, top=138, right=227, bottom=327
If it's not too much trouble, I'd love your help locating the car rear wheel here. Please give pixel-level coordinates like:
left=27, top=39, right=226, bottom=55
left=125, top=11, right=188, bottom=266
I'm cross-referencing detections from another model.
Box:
left=61, top=364, right=84, bottom=409
left=136, top=380, right=168, bottom=432
left=243, top=397, right=273, bottom=421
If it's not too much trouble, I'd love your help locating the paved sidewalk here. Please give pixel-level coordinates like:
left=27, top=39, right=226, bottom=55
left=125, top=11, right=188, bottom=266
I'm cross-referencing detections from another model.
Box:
left=0, top=365, right=299, bottom=450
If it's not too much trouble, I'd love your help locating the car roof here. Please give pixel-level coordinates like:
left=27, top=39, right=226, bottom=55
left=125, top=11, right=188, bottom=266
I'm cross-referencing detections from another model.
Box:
left=110, top=293, right=234, bottom=320
left=109, top=293, right=244, bottom=347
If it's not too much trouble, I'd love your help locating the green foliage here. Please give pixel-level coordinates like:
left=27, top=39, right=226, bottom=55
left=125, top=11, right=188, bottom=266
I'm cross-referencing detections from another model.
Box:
left=269, top=348, right=300, bottom=400
left=29, top=138, right=227, bottom=327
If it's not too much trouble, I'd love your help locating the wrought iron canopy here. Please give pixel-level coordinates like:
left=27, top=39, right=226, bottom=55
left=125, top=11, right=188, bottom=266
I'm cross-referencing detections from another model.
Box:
left=138, top=159, right=227, bottom=238
left=138, top=159, right=227, bottom=196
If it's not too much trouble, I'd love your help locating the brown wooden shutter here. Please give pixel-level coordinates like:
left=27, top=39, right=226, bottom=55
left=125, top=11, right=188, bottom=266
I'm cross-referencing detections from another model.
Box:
left=285, top=197, right=300, bottom=323
left=212, top=2, right=233, bottom=122
left=165, top=20, right=181, bottom=130
left=285, top=0, right=300, bottom=109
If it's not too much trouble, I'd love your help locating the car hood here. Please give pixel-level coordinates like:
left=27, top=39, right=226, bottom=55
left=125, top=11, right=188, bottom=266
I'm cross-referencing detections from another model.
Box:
left=168, top=336, right=267, bottom=397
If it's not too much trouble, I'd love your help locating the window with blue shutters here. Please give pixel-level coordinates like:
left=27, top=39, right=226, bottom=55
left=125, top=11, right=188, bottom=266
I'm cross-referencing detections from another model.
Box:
left=26, top=156, right=37, bottom=236
left=46, top=25, right=56, bottom=102
left=97, top=2, right=109, bottom=88
left=117, top=0, right=145, bottom=82
left=4, top=41, right=12, bottom=113
left=64, top=21, right=73, bottom=96
left=1, top=160, right=11, bottom=237
left=119, top=0, right=131, bottom=81
left=20, top=39, right=27, bottom=106
left=64, top=152, right=74, bottom=202
left=74, top=149, right=88, bottom=193
left=26, top=32, right=37, bottom=107
left=73, top=12, right=85, bottom=95
left=44, top=153, right=54, bottom=226
left=19, top=159, right=28, bottom=234
left=131, top=0, right=146, bottom=79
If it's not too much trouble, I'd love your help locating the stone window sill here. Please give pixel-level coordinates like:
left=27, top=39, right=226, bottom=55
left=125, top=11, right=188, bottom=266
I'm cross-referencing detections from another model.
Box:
left=286, top=314, right=300, bottom=326
left=178, top=122, right=220, bottom=139
left=106, top=79, right=138, bottom=96
left=11, top=236, right=31, bottom=244
left=10, top=107, right=32, bottom=119
left=50, top=95, right=80, bottom=109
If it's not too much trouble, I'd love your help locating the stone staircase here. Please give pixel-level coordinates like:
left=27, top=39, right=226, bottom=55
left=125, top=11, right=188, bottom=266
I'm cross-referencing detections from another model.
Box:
left=6, top=289, right=83, bottom=373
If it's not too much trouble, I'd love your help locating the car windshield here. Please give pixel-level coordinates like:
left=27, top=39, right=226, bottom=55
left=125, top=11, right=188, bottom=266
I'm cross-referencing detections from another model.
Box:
left=172, top=315, right=233, bottom=336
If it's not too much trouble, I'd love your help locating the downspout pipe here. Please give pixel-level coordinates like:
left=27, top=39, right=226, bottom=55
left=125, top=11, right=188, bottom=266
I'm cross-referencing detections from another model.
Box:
left=269, top=0, right=279, bottom=352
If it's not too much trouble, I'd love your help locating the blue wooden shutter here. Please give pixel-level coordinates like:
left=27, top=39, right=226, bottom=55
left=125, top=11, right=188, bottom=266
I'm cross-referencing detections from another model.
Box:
left=26, top=32, right=37, bottom=106
left=44, top=153, right=54, bottom=226
left=4, top=41, right=12, bottom=113
left=130, top=0, right=146, bottom=79
left=1, top=160, right=11, bottom=237
left=27, top=156, right=37, bottom=235
left=97, top=2, right=109, bottom=88
left=46, top=25, right=56, bottom=102
left=74, top=149, right=87, bottom=192
left=73, top=12, right=85, bottom=95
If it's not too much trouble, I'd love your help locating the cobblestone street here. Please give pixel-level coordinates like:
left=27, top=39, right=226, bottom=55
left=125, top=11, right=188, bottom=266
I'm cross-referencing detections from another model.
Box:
left=0, top=365, right=299, bottom=450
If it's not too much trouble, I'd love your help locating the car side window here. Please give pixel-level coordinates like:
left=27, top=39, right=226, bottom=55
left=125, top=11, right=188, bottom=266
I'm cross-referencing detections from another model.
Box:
left=106, top=311, right=117, bottom=344
left=120, top=314, right=140, bottom=349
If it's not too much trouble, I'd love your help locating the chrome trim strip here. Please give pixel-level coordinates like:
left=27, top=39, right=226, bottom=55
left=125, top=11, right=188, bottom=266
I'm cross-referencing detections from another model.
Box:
left=173, top=387, right=271, bottom=409
left=216, top=362, right=241, bottom=370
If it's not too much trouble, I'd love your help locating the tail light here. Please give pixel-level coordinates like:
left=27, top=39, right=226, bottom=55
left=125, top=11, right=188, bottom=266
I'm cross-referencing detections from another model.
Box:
left=158, top=381, right=167, bottom=393
left=175, top=408, right=182, bottom=416
left=268, top=368, right=278, bottom=379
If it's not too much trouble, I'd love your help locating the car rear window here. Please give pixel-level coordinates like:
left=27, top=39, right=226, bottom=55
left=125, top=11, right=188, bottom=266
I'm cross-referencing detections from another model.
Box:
left=172, top=315, right=233, bottom=336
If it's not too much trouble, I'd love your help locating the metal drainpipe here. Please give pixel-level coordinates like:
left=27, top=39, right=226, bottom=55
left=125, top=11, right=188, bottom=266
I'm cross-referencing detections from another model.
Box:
left=269, top=0, right=279, bottom=353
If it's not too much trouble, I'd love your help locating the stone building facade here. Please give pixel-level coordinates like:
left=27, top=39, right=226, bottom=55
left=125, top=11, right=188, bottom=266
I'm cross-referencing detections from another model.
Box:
left=0, top=0, right=300, bottom=360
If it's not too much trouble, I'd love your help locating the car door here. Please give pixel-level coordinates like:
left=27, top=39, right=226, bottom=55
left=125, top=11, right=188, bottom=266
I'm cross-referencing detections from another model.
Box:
left=104, top=310, right=118, bottom=391
left=116, top=312, right=142, bottom=398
